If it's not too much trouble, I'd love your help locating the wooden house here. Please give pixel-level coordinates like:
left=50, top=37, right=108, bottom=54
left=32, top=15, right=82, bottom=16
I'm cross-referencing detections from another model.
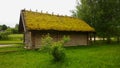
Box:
left=19, top=10, right=95, bottom=49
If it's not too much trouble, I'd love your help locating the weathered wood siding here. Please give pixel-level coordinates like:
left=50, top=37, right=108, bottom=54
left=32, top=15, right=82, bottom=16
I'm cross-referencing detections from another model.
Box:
left=30, top=31, right=60, bottom=48
left=28, top=31, right=88, bottom=48
left=65, top=33, right=88, bottom=46
left=24, top=31, right=32, bottom=49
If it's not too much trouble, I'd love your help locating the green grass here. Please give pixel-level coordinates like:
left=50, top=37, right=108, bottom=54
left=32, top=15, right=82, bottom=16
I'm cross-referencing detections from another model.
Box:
left=0, top=44, right=120, bottom=68
left=0, top=41, right=23, bottom=44
left=8, top=34, right=23, bottom=41
left=0, top=34, right=23, bottom=44
left=0, top=44, right=24, bottom=52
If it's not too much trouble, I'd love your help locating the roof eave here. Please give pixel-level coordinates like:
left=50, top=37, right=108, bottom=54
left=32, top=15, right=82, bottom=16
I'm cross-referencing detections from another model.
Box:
left=18, top=10, right=27, bottom=33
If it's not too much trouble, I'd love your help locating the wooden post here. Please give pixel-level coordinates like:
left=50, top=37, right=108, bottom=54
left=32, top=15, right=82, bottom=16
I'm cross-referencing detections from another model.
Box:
left=31, top=32, right=35, bottom=49
left=23, top=32, right=25, bottom=43
left=52, top=12, right=54, bottom=15
left=25, top=31, right=33, bottom=49
left=93, top=33, right=96, bottom=43
left=87, top=32, right=89, bottom=45
left=117, top=36, right=120, bottom=43
left=36, top=9, right=38, bottom=12
left=89, top=33, right=92, bottom=44
left=46, top=11, right=48, bottom=14
left=41, top=10, right=43, bottom=13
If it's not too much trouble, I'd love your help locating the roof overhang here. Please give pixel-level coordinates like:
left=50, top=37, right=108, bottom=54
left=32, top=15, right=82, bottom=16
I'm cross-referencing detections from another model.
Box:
left=18, top=10, right=27, bottom=33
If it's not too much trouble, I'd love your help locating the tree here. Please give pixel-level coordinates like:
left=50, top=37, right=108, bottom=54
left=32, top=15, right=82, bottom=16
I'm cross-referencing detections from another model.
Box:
left=0, top=25, right=2, bottom=31
left=72, top=0, right=120, bottom=43
left=1, top=24, right=7, bottom=31
left=0, top=29, right=11, bottom=40
left=14, top=24, right=19, bottom=34
left=10, top=24, right=19, bottom=34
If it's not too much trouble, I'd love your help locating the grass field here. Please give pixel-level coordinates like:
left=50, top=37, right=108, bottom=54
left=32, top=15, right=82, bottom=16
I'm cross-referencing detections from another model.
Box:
left=8, top=34, right=23, bottom=40
left=0, top=34, right=23, bottom=44
left=0, top=44, right=120, bottom=68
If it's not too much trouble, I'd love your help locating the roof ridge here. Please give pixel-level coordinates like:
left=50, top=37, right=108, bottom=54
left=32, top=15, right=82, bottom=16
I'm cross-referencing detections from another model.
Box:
left=21, top=9, right=79, bottom=19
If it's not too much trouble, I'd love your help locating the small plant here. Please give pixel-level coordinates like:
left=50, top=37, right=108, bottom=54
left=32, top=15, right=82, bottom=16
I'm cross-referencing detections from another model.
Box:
left=41, top=34, right=70, bottom=61
left=41, top=34, right=53, bottom=52
left=51, top=41, right=65, bottom=61
left=61, top=35, right=70, bottom=44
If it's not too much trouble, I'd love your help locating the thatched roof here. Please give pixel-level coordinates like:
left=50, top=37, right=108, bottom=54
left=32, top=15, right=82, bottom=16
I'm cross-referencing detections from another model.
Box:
left=19, top=10, right=95, bottom=32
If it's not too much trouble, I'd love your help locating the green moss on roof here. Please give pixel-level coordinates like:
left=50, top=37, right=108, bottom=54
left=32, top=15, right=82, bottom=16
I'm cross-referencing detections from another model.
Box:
left=22, top=10, right=95, bottom=32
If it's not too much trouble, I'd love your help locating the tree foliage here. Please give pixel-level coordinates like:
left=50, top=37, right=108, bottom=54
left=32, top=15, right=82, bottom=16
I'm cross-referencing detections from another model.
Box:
left=0, top=29, right=11, bottom=40
left=11, top=24, right=19, bottom=34
left=0, top=24, right=19, bottom=40
left=0, top=24, right=8, bottom=31
left=72, top=0, right=120, bottom=42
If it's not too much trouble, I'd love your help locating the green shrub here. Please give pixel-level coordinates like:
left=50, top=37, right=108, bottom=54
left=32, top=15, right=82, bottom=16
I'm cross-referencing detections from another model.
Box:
left=41, top=34, right=53, bottom=52
left=40, top=34, right=70, bottom=61
left=51, top=41, right=65, bottom=61
left=61, top=35, right=70, bottom=44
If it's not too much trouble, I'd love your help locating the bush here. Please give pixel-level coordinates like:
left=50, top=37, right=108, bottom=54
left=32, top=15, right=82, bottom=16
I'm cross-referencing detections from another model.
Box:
left=41, top=34, right=70, bottom=61
left=51, top=41, right=65, bottom=61
left=61, top=35, right=70, bottom=44
left=41, top=34, right=53, bottom=52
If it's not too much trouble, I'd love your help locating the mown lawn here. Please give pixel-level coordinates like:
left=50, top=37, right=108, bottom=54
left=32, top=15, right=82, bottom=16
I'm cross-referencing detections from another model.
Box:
left=0, top=44, right=120, bottom=68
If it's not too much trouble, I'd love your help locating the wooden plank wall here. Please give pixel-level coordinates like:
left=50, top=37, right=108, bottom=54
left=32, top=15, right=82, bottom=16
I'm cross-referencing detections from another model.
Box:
left=29, top=31, right=88, bottom=48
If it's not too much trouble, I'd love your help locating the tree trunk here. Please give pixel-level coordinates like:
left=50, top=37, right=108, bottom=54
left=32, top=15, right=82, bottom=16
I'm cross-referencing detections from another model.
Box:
left=89, top=34, right=92, bottom=43
left=107, top=36, right=111, bottom=44
left=103, top=37, right=105, bottom=41
left=117, top=36, right=120, bottom=43
left=103, top=36, right=106, bottom=43
left=93, top=33, right=96, bottom=43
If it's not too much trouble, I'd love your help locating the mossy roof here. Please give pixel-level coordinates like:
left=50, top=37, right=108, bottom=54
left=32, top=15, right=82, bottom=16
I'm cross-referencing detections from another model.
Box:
left=21, top=10, right=95, bottom=32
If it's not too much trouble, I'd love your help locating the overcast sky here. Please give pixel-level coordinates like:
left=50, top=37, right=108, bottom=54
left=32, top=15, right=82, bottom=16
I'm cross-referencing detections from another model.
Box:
left=0, top=0, right=77, bottom=27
